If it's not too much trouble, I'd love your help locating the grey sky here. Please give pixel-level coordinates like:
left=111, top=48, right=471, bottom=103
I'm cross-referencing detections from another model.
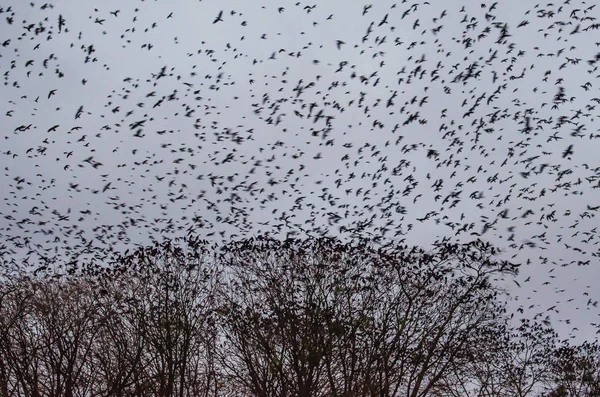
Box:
left=1, top=0, right=600, bottom=340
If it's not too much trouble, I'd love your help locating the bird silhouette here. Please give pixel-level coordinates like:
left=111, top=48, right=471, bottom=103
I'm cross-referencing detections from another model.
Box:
left=213, top=10, right=224, bottom=24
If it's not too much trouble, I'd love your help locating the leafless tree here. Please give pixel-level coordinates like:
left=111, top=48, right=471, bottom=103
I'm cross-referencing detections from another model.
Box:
left=216, top=236, right=520, bottom=397
left=433, top=318, right=555, bottom=397
left=0, top=277, right=42, bottom=397
left=2, top=234, right=599, bottom=397
left=116, top=239, right=222, bottom=397
left=544, top=341, right=600, bottom=397
left=0, top=276, right=104, bottom=397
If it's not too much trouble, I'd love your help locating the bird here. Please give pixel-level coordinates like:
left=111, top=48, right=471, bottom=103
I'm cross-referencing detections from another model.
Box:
left=562, top=144, right=574, bottom=158
left=213, top=10, right=224, bottom=24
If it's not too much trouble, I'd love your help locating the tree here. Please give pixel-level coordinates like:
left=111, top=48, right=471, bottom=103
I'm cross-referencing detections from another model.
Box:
left=1, top=234, right=598, bottom=397
left=216, top=236, right=519, bottom=397
left=0, top=276, right=103, bottom=397
left=434, top=317, right=556, bottom=397
left=545, top=341, right=600, bottom=397
left=0, top=277, right=42, bottom=397
left=106, top=238, right=222, bottom=397
left=0, top=235, right=221, bottom=397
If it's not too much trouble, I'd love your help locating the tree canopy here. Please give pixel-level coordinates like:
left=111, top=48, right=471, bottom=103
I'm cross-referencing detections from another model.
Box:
left=0, top=235, right=598, bottom=396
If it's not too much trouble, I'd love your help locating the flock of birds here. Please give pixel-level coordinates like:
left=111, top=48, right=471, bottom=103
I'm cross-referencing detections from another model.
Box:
left=1, top=0, right=600, bottom=339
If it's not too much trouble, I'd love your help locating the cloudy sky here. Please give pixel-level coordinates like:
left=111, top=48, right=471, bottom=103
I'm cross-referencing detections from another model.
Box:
left=1, top=0, right=600, bottom=340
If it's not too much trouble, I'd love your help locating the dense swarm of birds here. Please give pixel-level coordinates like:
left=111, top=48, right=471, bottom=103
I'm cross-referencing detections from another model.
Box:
left=0, top=0, right=599, bottom=339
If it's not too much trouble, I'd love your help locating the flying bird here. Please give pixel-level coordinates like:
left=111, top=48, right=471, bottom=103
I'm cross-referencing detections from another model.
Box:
left=213, top=10, right=224, bottom=24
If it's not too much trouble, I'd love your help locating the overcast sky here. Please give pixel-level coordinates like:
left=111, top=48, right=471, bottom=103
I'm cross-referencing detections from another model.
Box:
left=1, top=0, right=600, bottom=341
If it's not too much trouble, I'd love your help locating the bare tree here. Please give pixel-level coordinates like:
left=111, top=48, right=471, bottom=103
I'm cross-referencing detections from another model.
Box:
left=0, top=236, right=221, bottom=397
left=216, top=236, right=519, bottom=397
left=2, top=234, right=598, bottom=397
left=433, top=318, right=556, bottom=397
left=360, top=240, right=516, bottom=397
left=118, top=239, right=221, bottom=397
left=500, top=319, right=556, bottom=397
left=86, top=273, right=148, bottom=397
left=0, top=278, right=42, bottom=397
left=545, top=341, right=600, bottom=397
left=0, top=276, right=103, bottom=397
left=30, top=278, right=101, bottom=397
